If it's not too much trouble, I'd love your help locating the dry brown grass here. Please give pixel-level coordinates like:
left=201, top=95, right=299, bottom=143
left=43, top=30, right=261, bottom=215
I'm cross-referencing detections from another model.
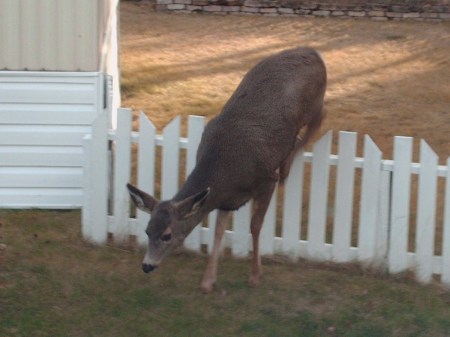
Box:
left=120, top=1, right=450, bottom=161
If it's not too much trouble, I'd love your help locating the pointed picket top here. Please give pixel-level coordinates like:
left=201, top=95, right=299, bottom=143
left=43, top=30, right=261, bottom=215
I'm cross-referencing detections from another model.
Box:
left=442, top=157, right=450, bottom=288
left=136, top=111, right=157, bottom=246
left=312, top=130, right=333, bottom=157
left=161, top=116, right=181, bottom=200
left=307, top=130, right=333, bottom=261
left=358, top=135, right=383, bottom=263
left=139, top=111, right=157, bottom=140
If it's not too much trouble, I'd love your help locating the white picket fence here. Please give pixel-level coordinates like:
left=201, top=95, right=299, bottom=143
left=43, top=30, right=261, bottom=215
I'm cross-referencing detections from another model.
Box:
left=82, top=108, right=450, bottom=287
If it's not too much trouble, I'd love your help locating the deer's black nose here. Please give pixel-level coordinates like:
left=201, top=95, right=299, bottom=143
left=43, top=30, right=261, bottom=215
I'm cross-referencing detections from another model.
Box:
left=142, top=263, right=157, bottom=273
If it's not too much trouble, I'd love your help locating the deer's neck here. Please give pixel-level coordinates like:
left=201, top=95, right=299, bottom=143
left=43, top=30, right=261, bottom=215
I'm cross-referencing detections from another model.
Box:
left=173, top=161, right=214, bottom=203
left=173, top=163, right=216, bottom=238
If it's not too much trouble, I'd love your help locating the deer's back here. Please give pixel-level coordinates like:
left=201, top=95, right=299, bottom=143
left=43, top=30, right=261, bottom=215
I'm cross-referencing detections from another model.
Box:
left=177, top=47, right=326, bottom=210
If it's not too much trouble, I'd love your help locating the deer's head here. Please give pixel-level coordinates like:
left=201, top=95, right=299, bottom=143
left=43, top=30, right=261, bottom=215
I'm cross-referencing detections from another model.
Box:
left=127, top=183, right=209, bottom=273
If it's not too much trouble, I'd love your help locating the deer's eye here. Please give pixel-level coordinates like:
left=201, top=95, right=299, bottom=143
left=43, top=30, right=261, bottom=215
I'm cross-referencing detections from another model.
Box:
left=161, top=233, right=172, bottom=242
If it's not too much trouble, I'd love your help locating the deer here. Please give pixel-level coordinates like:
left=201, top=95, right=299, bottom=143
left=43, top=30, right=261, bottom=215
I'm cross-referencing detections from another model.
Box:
left=127, top=46, right=327, bottom=293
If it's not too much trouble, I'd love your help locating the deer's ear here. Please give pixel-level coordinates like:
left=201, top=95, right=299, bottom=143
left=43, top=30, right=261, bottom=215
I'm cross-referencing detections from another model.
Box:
left=127, top=183, right=158, bottom=213
left=174, top=188, right=210, bottom=219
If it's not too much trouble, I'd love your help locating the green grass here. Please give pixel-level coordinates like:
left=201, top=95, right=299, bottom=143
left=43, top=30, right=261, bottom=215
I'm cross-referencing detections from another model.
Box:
left=1, top=210, right=450, bottom=337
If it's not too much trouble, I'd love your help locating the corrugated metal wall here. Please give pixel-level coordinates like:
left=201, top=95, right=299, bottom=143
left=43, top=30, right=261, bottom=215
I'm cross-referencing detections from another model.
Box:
left=0, top=0, right=119, bottom=208
left=0, top=0, right=105, bottom=71
left=0, top=72, right=107, bottom=208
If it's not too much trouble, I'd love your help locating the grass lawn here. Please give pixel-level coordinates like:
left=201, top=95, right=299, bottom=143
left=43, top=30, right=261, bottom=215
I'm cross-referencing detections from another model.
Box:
left=1, top=210, right=450, bottom=337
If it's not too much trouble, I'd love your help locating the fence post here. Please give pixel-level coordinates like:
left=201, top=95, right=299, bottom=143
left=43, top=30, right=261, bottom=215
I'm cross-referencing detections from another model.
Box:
left=83, top=110, right=109, bottom=244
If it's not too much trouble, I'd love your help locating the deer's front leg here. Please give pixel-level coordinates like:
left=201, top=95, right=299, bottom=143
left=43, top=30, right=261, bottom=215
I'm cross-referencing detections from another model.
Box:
left=200, top=210, right=231, bottom=293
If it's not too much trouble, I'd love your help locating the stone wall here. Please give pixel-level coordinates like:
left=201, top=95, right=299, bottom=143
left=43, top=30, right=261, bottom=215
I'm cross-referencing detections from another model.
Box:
left=155, top=0, right=450, bottom=21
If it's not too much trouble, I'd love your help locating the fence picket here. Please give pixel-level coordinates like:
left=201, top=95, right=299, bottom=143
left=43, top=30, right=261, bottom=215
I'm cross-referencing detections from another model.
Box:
left=161, top=116, right=180, bottom=200
left=184, top=116, right=205, bottom=252
left=441, top=157, right=450, bottom=287
left=232, top=202, right=251, bottom=257
left=281, top=150, right=305, bottom=260
left=333, top=131, right=357, bottom=262
left=389, top=136, right=413, bottom=274
left=376, top=170, right=391, bottom=266
left=111, top=108, right=132, bottom=240
left=416, top=140, right=438, bottom=283
left=307, top=131, right=332, bottom=261
left=358, top=135, right=382, bottom=263
left=136, top=112, right=156, bottom=246
left=205, top=210, right=217, bottom=253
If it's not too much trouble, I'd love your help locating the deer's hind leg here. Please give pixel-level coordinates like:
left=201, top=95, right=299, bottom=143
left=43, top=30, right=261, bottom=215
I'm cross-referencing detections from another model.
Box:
left=279, top=136, right=303, bottom=182
left=279, top=107, right=324, bottom=182
left=249, top=180, right=277, bottom=287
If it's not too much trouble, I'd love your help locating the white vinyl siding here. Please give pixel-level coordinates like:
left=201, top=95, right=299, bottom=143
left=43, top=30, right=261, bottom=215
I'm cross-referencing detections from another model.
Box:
left=0, top=71, right=106, bottom=208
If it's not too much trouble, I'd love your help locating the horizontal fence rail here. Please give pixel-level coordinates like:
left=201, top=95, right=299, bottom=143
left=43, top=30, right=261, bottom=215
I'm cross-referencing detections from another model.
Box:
left=83, top=108, right=450, bottom=288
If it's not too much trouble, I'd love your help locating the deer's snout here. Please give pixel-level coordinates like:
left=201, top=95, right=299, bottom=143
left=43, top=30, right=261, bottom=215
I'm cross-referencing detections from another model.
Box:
left=142, top=263, right=157, bottom=273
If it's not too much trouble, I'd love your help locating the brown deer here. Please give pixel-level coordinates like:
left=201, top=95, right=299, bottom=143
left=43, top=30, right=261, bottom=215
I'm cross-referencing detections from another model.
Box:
left=127, top=47, right=327, bottom=293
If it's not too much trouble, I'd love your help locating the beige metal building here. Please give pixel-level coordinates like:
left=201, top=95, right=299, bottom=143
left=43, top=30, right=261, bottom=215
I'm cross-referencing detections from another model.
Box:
left=0, top=0, right=117, bottom=72
left=0, top=0, right=120, bottom=208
